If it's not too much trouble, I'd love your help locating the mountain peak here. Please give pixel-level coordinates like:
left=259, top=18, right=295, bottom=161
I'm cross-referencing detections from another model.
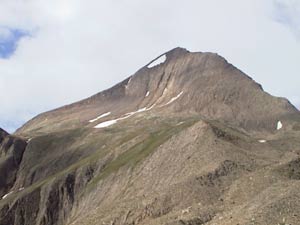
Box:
left=2, top=48, right=300, bottom=225
left=144, top=47, right=190, bottom=69
left=16, top=48, right=299, bottom=136
left=165, top=46, right=190, bottom=56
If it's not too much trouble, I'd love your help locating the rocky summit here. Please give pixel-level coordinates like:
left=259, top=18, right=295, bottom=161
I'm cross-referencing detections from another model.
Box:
left=0, top=48, right=300, bottom=225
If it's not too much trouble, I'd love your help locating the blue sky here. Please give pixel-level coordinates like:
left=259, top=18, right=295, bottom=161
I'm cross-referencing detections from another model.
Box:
left=0, top=0, right=299, bottom=133
left=0, top=28, right=30, bottom=58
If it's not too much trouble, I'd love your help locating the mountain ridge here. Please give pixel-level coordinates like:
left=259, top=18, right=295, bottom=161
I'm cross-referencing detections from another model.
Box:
left=0, top=47, right=300, bottom=225
left=16, top=47, right=298, bottom=137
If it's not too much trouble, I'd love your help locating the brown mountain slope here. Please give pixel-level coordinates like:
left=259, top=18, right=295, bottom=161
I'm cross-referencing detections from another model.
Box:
left=0, top=48, right=300, bottom=225
left=16, top=48, right=297, bottom=137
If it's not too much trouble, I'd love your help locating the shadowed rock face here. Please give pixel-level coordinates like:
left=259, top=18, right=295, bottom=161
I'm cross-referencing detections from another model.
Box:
left=0, top=129, right=27, bottom=198
left=1, top=48, right=300, bottom=225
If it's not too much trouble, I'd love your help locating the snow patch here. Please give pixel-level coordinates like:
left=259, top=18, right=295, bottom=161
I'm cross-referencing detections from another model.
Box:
left=125, top=77, right=132, bottom=89
left=94, top=106, right=155, bottom=129
left=145, top=91, right=150, bottom=97
left=94, top=120, right=117, bottom=128
left=259, top=140, right=267, bottom=143
left=89, top=112, right=111, bottom=123
left=136, top=107, right=147, bottom=113
left=147, top=55, right=167, bottom=68
left=162, top=88, right=168, bottom=96
left=128, top=77, right=132, bottom=84
left=2, top=191, right=13, bottom=199
left=147, top=103, right=156, bottom=110
left=161, top=92, right=184, bottom=107
left=277, top=121, right=283, bottom=130
left=27, top=138, right=32, bottom=143
left=18, top=187, right=24, bottom=191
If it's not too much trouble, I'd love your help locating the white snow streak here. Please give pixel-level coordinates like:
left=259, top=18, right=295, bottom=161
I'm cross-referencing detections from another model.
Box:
left=145, top=91, right=150, bottom=97
left=277, top=121, right=283, bottom=130
left=128, top=77, right=132, bottom=84
left=89, top=112, right=111, bottom=123
left=147, top=103, right=156, bottom=110
left=147, top=55, right=167, bottom=68
left=94, top=106, right=154, bottom=129
left=125, top=77, right=132, bottom=89
left=162, top=88, right=168, bottom=96
left=94, top=91, right=184, bottom=129
left=259, top=140, right=267, bottom=143
left=94, top=120, right=117, bottom=128
left=2, top=191, right=13, bottom=199
left=161, top=92, right=184, bottom=107
left=136, top=107, right=147, bottom=113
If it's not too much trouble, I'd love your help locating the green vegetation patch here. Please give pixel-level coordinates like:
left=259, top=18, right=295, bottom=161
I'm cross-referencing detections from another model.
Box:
left=0, top=118, right=198, bottom=206
left=87, top=119, right=198, bottom=189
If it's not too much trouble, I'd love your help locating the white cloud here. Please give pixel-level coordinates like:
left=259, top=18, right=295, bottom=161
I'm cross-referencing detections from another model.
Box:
left=0, top=27, right=12, bottom=40
left=0, top=0, right=299, bottom=132
left=272, top=0, right=300, bottom=39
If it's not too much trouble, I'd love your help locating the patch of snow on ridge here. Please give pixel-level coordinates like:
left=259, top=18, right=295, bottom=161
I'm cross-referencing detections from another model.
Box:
left=162, top=88, right=168, bottom=96
left=125, top=77, right=132, bottom=90
left=94, top=120, right=117, bottom=128
left=145, top=91, right=150, bottom=97
left=128, top=77, right=132, bottom=84
left=161, top=92, right=184, bottom=107
left=147, top=103, right=156, bottom=110
left=2, top=191, right=13, bottom=199
left=94, top=106, right=155, bottom=129
left=277, top=121, right=283, bottom=130
left=259, top=140, right=267, bottom=143
left=136, top=107, right=147, bottom=113
left=147, top=55, right=167, bottom=68
left=89, top=112, right=111, bottom=123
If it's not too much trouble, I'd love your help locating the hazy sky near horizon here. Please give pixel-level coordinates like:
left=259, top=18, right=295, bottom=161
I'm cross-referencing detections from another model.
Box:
left=0, top=0, right=300, bottom=132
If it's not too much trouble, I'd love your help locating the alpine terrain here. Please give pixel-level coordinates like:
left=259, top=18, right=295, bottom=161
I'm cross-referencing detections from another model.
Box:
left=1, top=48, right=300, bottom=225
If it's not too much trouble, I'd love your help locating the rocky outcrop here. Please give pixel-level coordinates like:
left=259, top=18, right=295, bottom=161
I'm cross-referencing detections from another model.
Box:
left=0, top=128, right=27, bottom=198
left=0, top=163, right=98, bottom=225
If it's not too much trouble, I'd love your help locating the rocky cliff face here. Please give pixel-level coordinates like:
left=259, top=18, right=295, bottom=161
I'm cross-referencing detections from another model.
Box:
left=0, top=129, right=27, bottom=199
left=1, top=48, right=300, bottom=225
